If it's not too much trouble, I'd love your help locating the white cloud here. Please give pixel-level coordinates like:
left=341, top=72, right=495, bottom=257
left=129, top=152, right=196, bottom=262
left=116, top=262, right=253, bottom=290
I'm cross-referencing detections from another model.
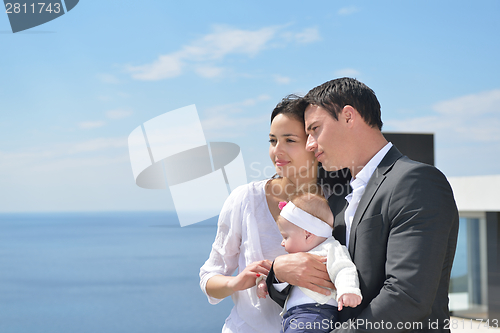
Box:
left=294, top=27, right=321, bottom=43
left=201, top=95, right=272, bottom=138
left=385, top=89, right=500, bottom=176
left=387, top=89, right=500, bottom=143
left=432, top=89, right=500, bottom=117
left=98, top=95, right=113, bottom=102
left=126, top=25, right=320, bottom=81
left=79, top=121, right=106, bottom=129
left=79, top=110, right=132, bottom=130
left=204, top=94, right=271, bottom=116
left=202, top=114, right=269, bottom=134
left=192, top=25, right=278, bottom=59
left=0, top=137, right=128, bottom=171
left=127, top=54, right=184, bottom=81
left=106, top=109, right=133, bottom=119
left=195, top=65, right=225, bottom=78
left=68, top=137, right=128, bottom=154
left=243, top=94, right=271, bottom=105
left=335, top=68, right=361, bottom=78
left=338, top=6, right=360, bottom=16
left=274, top=75, right=291, bottom=85
left=97, top=73, right=121, bottom=84
left=0, top=149, right=58, bottom=163
left=98, top=91, right=129, bottom=102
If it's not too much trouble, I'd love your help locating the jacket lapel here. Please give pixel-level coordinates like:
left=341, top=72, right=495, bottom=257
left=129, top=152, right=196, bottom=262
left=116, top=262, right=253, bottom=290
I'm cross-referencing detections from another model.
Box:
left=331, top=194, right=348, bottom=246
left=348, top=146, right=403, bottom=255
left=325, top=168, right=351, bottom=246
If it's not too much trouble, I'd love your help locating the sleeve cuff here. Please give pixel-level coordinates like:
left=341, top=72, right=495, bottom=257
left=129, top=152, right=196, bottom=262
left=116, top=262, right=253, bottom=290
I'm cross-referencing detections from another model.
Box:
left=274, top=281, right=290, bottom=292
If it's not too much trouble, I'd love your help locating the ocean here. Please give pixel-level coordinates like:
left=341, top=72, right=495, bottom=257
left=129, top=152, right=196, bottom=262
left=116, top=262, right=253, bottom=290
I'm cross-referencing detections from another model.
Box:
left=0, top=212, right=468, bottom=333
left=0, top=212, right=233, bottom=333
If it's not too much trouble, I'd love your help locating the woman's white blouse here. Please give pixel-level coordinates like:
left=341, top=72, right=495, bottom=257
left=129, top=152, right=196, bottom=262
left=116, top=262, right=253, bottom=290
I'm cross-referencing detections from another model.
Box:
left=199, top=180, right=287, bottom=333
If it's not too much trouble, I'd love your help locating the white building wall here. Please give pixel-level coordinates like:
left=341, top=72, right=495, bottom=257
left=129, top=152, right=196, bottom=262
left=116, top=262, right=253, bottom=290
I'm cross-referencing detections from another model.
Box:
left=447, top=175, right=500, bottom=212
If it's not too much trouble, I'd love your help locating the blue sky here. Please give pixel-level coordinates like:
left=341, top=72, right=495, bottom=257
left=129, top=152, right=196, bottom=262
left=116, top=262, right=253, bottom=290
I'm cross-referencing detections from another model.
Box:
left=1, top=0, right=499, bottom=212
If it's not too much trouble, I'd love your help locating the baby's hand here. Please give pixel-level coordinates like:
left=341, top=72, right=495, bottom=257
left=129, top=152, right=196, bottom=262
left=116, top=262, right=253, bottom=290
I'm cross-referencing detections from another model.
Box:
left=338, top=293, right=361, bottom=311
left=256, top=278, right=268, bottom=299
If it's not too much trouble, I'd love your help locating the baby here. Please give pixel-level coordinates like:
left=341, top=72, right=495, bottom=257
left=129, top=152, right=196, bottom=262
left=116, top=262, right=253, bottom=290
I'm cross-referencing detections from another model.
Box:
left=257, top=188, right=362, bottom=333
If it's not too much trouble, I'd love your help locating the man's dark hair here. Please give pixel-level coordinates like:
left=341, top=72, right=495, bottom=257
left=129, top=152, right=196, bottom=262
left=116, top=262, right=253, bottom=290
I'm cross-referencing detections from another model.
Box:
left=304, top=77, right=383, bottom=130
left=270, top=94, right=308, bottom=125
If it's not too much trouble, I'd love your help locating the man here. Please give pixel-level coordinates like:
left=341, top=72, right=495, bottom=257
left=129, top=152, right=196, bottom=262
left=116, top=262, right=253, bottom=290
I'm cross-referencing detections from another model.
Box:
left=266, top=78, right=459, bottom=332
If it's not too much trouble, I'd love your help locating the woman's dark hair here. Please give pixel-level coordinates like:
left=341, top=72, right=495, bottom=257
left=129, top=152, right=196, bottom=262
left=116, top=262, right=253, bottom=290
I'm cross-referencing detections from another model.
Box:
left=270, top=94, right=307, bottom=125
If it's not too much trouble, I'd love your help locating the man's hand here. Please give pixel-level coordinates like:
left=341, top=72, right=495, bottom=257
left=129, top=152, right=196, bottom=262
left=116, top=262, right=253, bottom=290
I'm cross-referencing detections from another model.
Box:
left=337, top=293, right=362, bottom=311
left=273, top=252, right=334, bottom=295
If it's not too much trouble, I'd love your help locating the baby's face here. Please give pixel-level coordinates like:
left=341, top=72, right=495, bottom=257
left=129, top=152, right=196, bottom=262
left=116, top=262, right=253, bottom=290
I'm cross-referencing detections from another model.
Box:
left=277, top=216, right=311, bottom=253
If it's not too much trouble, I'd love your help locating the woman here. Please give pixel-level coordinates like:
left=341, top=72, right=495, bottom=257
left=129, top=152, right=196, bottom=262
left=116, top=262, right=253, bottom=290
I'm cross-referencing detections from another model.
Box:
left=199, top=95, right=319, bottom=332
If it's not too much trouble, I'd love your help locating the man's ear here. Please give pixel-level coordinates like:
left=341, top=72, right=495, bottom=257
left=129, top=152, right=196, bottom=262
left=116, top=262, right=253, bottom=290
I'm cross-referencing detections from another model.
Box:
left=342, top=105, right=357, bottom=127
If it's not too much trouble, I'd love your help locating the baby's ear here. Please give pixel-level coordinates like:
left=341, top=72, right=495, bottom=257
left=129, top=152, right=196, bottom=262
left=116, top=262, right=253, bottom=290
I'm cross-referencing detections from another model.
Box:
left=304, top=230, right=318, bottom=244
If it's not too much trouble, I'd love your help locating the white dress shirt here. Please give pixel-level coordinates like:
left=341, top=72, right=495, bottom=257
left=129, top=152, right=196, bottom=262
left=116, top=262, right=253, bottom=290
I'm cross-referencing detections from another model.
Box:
left=345, top=142, right=393, bottom=248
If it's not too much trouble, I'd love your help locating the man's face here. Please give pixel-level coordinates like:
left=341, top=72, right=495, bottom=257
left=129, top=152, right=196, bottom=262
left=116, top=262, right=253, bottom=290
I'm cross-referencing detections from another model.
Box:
left=304, top=105, right=349, bottom=172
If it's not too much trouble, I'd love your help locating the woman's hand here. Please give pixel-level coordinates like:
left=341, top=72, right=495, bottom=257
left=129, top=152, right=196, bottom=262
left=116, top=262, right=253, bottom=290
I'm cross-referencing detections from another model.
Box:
left=206, top=260, right=272, bottom=300
left=273, top=253, right=334, bottom=295
left=227, top=260, right=272, bottom=293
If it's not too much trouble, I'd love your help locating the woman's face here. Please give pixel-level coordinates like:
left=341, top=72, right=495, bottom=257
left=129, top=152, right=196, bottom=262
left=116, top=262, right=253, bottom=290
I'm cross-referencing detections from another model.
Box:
left=269, top=114, right=317, bottom=180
